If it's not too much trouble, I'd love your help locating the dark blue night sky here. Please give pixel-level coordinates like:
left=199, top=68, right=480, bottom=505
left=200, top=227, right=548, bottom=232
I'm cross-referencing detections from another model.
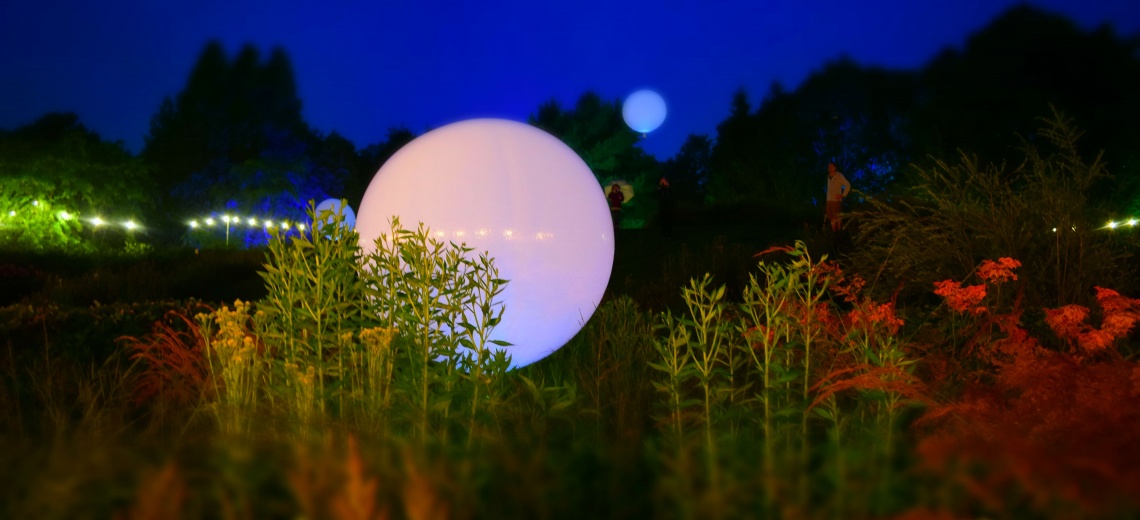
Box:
left=1, top=0, right=1137, bottom=159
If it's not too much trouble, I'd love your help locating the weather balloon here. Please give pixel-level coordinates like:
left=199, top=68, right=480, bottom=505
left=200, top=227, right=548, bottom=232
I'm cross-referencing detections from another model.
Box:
left=315, top=198, right=356, bottom=230
left=356, top=119, right=614, bottom=368
left=622, top=89, right=667, bottom=134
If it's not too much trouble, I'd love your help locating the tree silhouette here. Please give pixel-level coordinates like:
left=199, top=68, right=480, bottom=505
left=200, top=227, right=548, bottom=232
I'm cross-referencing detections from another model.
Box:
left=912, top=4, right=1140, bottom=189
left=661, top=133, right=712, bottom=209
left=705, top=89, right=761, bottom=206
left=795, top=58, right=916, bottom=195
left=695, top=5, right=1139, bottom=220
left=143, top=42, right=349, bottom=245
left=528, top=92, right=652, bottom=179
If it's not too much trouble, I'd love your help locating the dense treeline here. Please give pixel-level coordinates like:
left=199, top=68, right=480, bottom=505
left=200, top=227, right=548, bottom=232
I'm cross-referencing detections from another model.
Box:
left=2, top=6, right=1138, bottom=251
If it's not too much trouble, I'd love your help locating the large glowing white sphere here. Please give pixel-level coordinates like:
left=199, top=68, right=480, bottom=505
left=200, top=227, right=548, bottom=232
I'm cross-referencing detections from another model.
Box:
left=622, top=89, right=667, bottom=134
left=315, top=198, right=356, bottom=230
left=356, top=119, right=614, bottom=368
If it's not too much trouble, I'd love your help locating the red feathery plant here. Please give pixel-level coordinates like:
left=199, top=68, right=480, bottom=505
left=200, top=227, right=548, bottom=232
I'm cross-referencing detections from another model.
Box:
left=915, top=258, right=1140, bottom=516
left=120, top=306, right=213, bottom=408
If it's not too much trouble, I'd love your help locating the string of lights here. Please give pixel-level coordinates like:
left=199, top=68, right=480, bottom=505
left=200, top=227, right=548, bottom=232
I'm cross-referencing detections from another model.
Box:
left=1102, top=219, right=1139, bottom=230
left=186, top=214, right=306, bottom=232
left=1, top=199, right=142, bottom=231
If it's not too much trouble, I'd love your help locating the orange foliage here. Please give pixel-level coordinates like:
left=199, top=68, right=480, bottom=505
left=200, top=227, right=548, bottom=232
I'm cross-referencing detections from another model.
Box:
left=1045, top=287, right=1140, bottom=357
left=932, top=280, right=987, bottom=315
left=331, top=436, right=388, bottom=520
left=121, top=309, right=212, bottom=406
left=745, top=324, right=778, bottom=348
left=289, top=435, right=390, bottom=520
left=917, top=353, right=1140, bottom=515
left=846, top=298, right=904, bottom=337
left=976, top=257, right=1021, bottom=285
left=116, top=461, right=187, bottom=520
left=918, top=259, right=1140, bottom=515
left=811, top=365, right=933, bottom=411
left=816, top=260, right=865, bottom=303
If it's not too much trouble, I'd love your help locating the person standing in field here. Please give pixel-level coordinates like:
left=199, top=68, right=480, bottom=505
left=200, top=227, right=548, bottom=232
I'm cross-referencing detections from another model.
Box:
left=607, top=183, right=625, bottom=228
left=656, top=177, right=674, bottom=238
left=825, top=162, right=850, bottom=232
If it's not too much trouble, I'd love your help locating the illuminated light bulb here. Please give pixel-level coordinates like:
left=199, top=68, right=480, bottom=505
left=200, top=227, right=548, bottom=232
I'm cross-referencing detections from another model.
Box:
left=357, top=119, right=614, bottom=368
left=1072, top=226, right=1077, bottom=231
left=32, top=200, right=39, bottom=206
left=454, top=230, right=466, bottom=238
left=435, top=231, right=446, bottom=238
left=1108, top=221, right=1118, bottom=229
left=622, top=89, right=668, bottom=134
left=1052, top=227, right=1057, bottom=233
left=222, top=215, right=231, bottom=223
left=280, top=221, right=290, bottom=230
left=7, top=211, right=14, bottom=217
left=315, top=198, right=357, bottom=230
left=248, top=218, right=257, bottom=226
left=124, top=221, right=138, bottom=230
left=265, top=220, right=274, bottom=228
left=91, top=217, right=105, bottom=226
left=205, top=218, right=216, bottom=226
left=1128, top=219, right=1137, bottom=227
left=59, top=211, right=72, bottom=220
left=189, top=220, right=199, bottom=228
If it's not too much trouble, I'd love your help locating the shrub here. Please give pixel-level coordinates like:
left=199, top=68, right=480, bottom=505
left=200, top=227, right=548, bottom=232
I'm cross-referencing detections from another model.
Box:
left=848, top=107, right=1133, bottom=310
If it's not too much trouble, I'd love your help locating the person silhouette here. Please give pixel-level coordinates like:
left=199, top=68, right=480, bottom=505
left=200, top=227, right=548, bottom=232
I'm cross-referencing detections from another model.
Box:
left=825, top=162, right=850, bottom=232
left=656, top=177, right=674, bottom=237
left=607, top=183, right=625, bottom=228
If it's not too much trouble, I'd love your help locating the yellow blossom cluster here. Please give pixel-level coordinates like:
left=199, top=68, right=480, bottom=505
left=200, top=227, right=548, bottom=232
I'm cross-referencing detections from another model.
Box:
left=198, top=300, right=261, bottom=409
left=359, top=327, right=396, bottom=355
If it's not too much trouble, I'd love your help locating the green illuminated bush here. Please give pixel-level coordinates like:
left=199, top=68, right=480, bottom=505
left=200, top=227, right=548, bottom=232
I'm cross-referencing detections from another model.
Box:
left=0, top=113, right=154, bottom=253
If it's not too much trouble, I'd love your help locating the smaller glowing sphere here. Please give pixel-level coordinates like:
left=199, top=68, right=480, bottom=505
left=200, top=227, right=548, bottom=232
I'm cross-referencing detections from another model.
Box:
left=357, top=119, right=614, bottom=368
left=315, top=198, right=357, bottom=230
left=124, top=221, right=138, bottom=230
left=91, top=217, right=105, bottom=226
left=622, top=89, right=667, bottom=134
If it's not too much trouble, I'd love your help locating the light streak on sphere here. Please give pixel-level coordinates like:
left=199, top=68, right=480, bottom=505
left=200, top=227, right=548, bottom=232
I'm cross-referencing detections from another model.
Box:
left=315, top=198, right=356, bottom=230
left=356, top=119, right=615, bottom=368
left=622, top=89, right=667, bottom=134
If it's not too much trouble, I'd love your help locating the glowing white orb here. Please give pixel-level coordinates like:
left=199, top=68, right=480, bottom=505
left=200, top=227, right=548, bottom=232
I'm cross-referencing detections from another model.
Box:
left=622, top=89, right=667, bottom=134
left=356, top=119, right=614, bottom=368
left=315, top=198, right=356, bottom=230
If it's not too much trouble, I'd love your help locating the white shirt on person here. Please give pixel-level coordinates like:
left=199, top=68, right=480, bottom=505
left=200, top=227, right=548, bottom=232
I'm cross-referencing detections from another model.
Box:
left=827, top=172, right=850, bottom=202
